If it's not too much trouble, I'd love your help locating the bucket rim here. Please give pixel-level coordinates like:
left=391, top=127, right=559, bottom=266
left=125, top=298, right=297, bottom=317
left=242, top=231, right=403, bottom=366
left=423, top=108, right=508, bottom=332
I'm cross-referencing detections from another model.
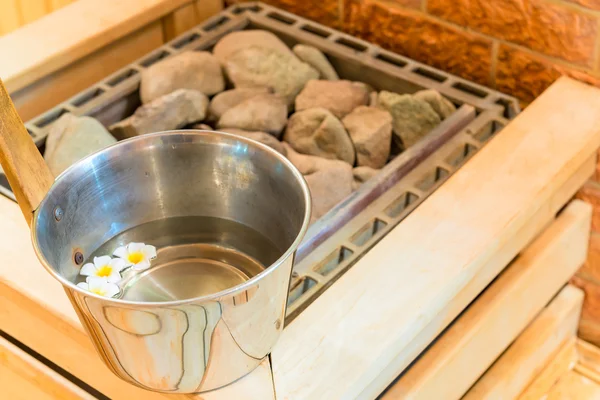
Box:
left=31, top=129, right=312, bottom=307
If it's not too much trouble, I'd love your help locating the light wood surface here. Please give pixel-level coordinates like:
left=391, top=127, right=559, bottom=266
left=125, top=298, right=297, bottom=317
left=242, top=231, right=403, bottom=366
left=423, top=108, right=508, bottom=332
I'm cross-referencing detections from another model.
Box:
left=463, top=285, right=584, bottom=399
left=0, top=77, right=600, bottom=398
left=519, top=338, right=579, bottom=400
left=272, top=77, right=600, bottom=399
left=0, top=0, right=209, bottom=93
left=0, top=335, right=95, bottom=400
left=382, top=199, right=592, bottom=400
left=0, top=80, right=53, bottom=225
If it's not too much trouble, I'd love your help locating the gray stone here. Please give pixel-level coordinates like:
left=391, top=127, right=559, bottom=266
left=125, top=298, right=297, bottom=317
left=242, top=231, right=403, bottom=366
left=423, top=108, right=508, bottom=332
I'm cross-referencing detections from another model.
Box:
left=217, top=93, right=288, bottom=137
left=213, top=30, right=294, bottom=63
left=295, top=80, right=370, bottom=118
left=378, top=91, right=441, bottom=148
left=44, top=114, right=116, bottom=175
left=224, top=46, right=319, bottom=105
left=110, top=89, right=208, bottom=139
left=413, top=89, right=456, bottom=119
left=343, top=106, right=392, bottom=169
left=292, top=44, right=339, bottom=80
left=140, top=51, right=224, bottom=104
left=218, top=128, right=286, bottom=155
left=207, top=88, right=271, bottom=122
left=352, top=166, right=380, bottom=190
left=283, top=143, right=353, bottom=224
left=283, top=108, right=355, bottom=165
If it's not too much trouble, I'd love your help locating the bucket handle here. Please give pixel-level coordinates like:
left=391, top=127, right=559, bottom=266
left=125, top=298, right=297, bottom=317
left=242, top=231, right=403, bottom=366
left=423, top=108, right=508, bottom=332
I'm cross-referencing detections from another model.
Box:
left=0, top=79, right=54, bottom=227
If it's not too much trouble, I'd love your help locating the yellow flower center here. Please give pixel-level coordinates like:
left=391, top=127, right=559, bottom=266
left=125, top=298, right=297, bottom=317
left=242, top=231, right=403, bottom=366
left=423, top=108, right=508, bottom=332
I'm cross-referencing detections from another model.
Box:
left=128, top=252, right=144, bottom=264
left=96, top=265, right=112, bottom=277
left=90, top=288, right=106, bottom=296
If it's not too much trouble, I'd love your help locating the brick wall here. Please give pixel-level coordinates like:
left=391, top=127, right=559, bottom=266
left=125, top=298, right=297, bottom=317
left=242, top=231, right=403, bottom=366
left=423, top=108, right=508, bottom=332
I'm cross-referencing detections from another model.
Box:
left=227, top=0, right=600, bottom=346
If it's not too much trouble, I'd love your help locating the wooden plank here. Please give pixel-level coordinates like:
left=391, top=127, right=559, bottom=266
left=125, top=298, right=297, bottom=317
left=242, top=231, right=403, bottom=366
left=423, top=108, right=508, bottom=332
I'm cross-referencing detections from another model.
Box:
left=545, top=371, right=600, bottom=399
left=162, top=2, right=201, bottom=41
left=0, top=77, right=599, bottom=399
left=519, top=338, right=579, bottom=400
left=193, top=0, right=224, bottom=22
left=18, top=0, right=50, bottom=25
left=463, top=285, right=583, bottom=399
left=0, top=335, right=95, bottom=400
left=0, top=0, right=22, bottom=35
left=271, top=78, right=600, bottom=399
left=0, top=0, right=196, bottom=93
left=382, top=199, right=592, bottom=400
left=49, top=0, right=75, bottom=9
left=575, top=340, right=600, bottom=383
left=11, top=20, right=164, bottom=121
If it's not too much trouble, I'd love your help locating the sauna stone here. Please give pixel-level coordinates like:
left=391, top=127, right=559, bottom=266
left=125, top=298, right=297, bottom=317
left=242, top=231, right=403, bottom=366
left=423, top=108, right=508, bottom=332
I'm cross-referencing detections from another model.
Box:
left=283, top=108, right=355, bottom=165
left=292, top=44, right=339, bottom=81
left=140, top=51, right=224, bottom=104
left=223, top=46, right=318, bottom=105
left=110, top=89, right=208, bottom=139
left=295, top=80, right=370, bottom=118
left=213, top=30, right=294, bottom=62
left=44, top=113, right=116, bottom=176
left=378, top=91, right=441, bottom=148
left=217, top=93, right=288, bottom=137
left=207, top=87, right=271, bottom=122
left=343, top=106, right=392, bottom=169
left=283, top=143, right=353, bottom=224
left=352, top=166, right=380, bottom=190
left=218, top=128, right=287, bottom=155
left=414, top=89, right=456, bottom=119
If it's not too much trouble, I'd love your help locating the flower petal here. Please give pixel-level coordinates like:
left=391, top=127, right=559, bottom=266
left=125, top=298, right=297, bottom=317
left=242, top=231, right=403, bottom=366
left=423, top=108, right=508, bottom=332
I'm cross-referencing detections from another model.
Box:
left=80, top=263, right=96, bottom=276
left=110, top=258, right=127, bottom=272
left=132, top=260, right=151, bottom=271
left=87, top=276, right=108, bottom=291
left=106, top=269, right=122, bottom=283
left=128, top=242, right=145, bottom=253
left=103, top=282, right=120, bottom=298
left=113, top=246, right=128, bottom=259
left=94, top=255, right=113, bottom=267
left=76, top=282, right=89, bottom=290
left=142, top=245, right=157, bottom=259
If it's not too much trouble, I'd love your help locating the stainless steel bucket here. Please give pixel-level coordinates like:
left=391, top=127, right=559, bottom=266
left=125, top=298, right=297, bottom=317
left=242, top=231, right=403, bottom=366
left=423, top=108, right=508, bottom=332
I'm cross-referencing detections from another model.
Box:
left=0, top=82, right=311, bottom=393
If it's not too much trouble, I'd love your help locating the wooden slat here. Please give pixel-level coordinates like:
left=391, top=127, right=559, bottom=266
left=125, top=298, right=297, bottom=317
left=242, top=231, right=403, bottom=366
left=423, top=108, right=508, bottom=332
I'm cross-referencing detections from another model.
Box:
left=382, top=199, right=592, bottom=400
left=0, top=335, right=95, bottom=400
left=545, top=371, right=600, bottom=399
left=17, top=0, right=50, bottom=25
left=0, top=0, right=22, bottom=35
left=11, top=20, right=164, bottom=121
left=519, top=338, right=579, bottom=400
left=271, top=78, right=600, bottom=399
left=575, top=340, right=600, bottom=383
left=463, top=285, right=584, bottom=399
left=0, top=0, right=195, bottom=93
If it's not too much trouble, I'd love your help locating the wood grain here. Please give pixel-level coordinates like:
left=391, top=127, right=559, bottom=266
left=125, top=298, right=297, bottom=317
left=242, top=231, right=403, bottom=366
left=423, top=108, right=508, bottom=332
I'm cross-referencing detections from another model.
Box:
left=382, top=199, right=592, bottom=400
left=0, top=0, right=23, bottom=35
left=518, top=338, right=579, bottom=400
left=0, top=80, right=53, bottom=225
left=272, top=77, right=600, bottom=399
left=0, top=335, right=95, bottom=400
left=0, top=0, right=195, bottom=93
left=545, top=371, right=600, bottom=399
left=463, top=285, right=583, bottom=399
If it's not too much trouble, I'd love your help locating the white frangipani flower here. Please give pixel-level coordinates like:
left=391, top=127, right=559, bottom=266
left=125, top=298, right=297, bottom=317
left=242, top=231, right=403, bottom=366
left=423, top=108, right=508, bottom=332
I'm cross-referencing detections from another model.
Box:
left=113, top=242, right=157, bottom=271
left=77, top=276, right=120, bottom=298
left=80, top=256, right=126, bottom=283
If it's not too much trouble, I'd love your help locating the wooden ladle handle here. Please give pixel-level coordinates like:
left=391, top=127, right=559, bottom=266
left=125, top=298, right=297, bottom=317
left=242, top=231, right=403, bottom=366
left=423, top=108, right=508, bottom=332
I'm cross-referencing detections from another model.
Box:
left=0, top=79, right=54, bottom=227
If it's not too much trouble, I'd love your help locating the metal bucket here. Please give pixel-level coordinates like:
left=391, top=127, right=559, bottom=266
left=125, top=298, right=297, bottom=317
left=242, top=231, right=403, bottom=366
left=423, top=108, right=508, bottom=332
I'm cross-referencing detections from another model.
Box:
left=0, top=86, right=311, bottom=394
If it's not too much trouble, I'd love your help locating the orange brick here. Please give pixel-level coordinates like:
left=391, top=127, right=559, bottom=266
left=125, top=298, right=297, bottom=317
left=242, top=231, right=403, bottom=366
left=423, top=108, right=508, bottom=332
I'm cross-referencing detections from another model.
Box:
left=576, top=181, right=600, bottom=232
left=343, top=0, right=493, bottom=86
left=578, top=232, right=600, bottom=283
left=571, top=275, right=600, bottom=346
left=496, top=44, right=600, bottom=103
left=565, top=0, right=600, bottom=10
left=427, top=0, right=597, bottom=66
left=226, top=0, right=340, bottom=27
